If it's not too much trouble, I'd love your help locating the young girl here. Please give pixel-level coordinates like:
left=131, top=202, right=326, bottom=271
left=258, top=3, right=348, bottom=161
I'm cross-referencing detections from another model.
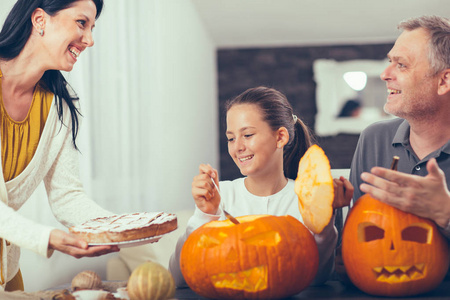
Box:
left=169, top=86, right=352, bottom=287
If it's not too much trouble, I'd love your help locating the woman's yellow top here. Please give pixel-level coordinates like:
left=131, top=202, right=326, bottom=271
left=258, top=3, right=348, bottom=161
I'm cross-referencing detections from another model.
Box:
left=0, top=69, right=53, bottom=181
left=0, top=69, right=52, bottom=289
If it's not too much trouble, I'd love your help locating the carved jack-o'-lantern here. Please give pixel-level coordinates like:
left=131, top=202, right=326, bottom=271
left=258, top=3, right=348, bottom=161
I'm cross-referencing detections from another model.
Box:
left=342, top=194, right=450, bottom=297
left=180, top=215, right=319, bottom=299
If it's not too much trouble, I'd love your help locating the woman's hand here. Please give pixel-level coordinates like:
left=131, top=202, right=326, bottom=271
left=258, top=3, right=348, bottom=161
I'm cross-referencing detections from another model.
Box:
left=49, top=229, right=119, bottom=258
left=333, top=176, right=353, bottom=209
left=192, top=164, right=221, bottom=215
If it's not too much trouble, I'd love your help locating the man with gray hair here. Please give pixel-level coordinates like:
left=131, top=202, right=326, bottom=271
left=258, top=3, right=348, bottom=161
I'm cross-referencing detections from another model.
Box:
left=349, top=15, right=450, bottom=239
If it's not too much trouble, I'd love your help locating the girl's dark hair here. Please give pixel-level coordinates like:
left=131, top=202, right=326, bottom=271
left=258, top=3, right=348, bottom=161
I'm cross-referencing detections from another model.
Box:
left=225, top=86, right=315, bottom=180
left=0, top=0, right=104, bottom=149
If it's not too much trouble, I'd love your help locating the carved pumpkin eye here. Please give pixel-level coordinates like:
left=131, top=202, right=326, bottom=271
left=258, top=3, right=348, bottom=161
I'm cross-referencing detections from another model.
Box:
left=401, top=223, right=431, bottom=244
left=197, top=232, right=228, bottom=248
left=358, top=222, right=385, bottom=242
left=242, top=230, right=281, bottom=246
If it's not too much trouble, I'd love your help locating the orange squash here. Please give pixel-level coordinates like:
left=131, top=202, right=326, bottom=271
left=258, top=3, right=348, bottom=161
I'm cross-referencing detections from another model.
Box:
left=295, top=144, right=334, bottom=234
left=127, top=261, right=175, bottom=300
left=342, top=194, right=450, bottom=296
left=180, top=215, right=319, bottom=299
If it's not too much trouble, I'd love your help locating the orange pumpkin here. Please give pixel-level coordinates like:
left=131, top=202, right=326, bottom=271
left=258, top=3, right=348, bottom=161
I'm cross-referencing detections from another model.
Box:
left=180, top=215, right=319, bottom=299
left=295, top=144, right=334, bottom=234
left=342, top=194, right=450, bottom=296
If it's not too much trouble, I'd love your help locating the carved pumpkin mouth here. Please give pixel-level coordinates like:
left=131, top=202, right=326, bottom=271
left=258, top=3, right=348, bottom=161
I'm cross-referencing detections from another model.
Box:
left=210, top=265, right=268, bottom=292
left=373, top=264, right=426, bottom=282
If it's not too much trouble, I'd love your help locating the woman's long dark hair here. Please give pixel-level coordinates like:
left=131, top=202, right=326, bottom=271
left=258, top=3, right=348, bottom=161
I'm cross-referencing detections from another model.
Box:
left=225, top=86, right=315, bottom=180
left=0, top=0, right=104, bottom=149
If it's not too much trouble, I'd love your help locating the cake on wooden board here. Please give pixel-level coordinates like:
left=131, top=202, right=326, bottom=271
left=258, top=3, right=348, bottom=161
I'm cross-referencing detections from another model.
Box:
left=69, top=212, right=178, bottom=244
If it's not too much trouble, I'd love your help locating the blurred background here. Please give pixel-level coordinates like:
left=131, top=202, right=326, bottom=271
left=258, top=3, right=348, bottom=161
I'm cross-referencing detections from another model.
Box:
left=0, top=0, right=449, bottom=291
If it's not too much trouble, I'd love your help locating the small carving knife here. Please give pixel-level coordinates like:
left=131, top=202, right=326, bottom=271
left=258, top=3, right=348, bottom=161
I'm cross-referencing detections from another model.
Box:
left=211, top=178, right=240, bottom=224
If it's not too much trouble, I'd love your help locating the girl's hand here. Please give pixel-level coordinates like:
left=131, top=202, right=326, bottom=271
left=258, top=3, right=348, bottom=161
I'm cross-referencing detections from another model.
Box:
left=333, top=176, right=353, bottom=209
left=192, top=164, right=221, bottom=215
left=49, top=229, right=119, bottom=258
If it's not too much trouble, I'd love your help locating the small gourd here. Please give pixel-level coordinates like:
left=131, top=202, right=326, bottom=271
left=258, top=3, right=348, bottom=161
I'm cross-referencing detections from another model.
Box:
left=127, top=261, right=175, bottom=300
left=71, top=270, right=103, bottom=291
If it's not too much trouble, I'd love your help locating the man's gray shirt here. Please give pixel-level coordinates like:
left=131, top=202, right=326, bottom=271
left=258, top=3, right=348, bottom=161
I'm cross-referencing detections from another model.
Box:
left=349, top=117, right=450, bottom=238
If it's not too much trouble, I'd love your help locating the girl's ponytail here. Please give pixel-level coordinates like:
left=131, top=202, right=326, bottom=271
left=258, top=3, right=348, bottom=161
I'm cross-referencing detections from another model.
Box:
left=283, top=118, right=315, bottom=180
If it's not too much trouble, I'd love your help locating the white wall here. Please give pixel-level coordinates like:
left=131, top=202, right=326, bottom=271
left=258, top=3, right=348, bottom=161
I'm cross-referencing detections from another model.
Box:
left=0, top=1, right=14, bottom=20
left=138, top=0, right=222, bottom=211
left=146, top=0, right=219, bottom=213
left=1, top=0, right=218, bottom=292
left=78, top=0, right=219, bottom=214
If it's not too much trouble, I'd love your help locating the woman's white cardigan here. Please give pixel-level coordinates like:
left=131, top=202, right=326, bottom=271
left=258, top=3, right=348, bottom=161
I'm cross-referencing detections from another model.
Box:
left=0, top=99, right=112, bottom=288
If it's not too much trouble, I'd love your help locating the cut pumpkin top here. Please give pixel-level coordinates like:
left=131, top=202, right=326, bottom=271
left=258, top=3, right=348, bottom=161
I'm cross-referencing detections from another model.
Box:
left=295, top=144, right=334, bottom=234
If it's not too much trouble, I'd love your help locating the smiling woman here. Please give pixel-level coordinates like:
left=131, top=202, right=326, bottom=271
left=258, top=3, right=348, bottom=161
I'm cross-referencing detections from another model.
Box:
left=0, top=0, right=219, bottom=291
left=38, top=0, right=97, bottom=71
left=0, top=0, right=123, bottom=291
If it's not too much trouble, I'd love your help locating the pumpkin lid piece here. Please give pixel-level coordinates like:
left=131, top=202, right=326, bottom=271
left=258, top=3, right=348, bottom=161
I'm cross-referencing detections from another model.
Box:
left=294, top=144, right=334, bottom=234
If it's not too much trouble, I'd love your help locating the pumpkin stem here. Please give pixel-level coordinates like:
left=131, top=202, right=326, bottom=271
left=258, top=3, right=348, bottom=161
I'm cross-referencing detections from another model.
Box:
left=390, top=156, right=399, bottom=171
